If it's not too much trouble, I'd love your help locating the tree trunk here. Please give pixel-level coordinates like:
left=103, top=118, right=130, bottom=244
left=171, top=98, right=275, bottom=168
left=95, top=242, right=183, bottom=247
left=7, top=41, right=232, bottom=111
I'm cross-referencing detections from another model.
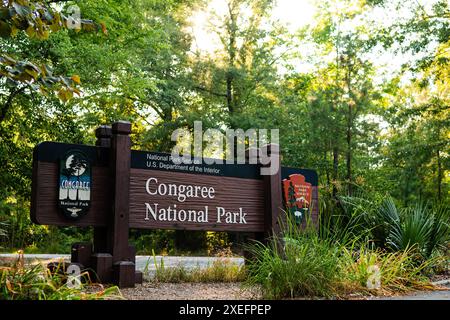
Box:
left=324, top=149, right=330, bottom=187
left=346, top=102, right=352, bottom=196
left=226, top=1, right=237, bottom=123
left=226, top=74, right=234, bottom=115
left=332, top=147, right=339, bottom=199
left=0, top=87, right=26, bottom=124
left=437, top=148, right=442, bottom=201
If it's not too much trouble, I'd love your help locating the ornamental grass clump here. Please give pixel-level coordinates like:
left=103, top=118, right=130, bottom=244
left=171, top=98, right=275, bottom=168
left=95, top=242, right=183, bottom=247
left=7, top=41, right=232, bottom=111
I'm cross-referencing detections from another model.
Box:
left=340, top=245, right=436, bottom=296
left=245, top=235, right=343, bottom=298
left=149, top=250, right=246, bottom=283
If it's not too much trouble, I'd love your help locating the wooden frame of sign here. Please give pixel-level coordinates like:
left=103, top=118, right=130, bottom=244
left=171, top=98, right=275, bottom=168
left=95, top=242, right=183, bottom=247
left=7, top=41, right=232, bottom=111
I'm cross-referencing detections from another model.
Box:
left=31, top=121, right=318, bottom=288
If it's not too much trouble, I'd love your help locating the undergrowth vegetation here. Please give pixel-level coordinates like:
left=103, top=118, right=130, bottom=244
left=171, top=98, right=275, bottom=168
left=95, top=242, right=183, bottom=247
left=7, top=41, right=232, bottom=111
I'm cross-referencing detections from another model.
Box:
left=0, top=252, right=122, bottom=300
left=244, top=195, right=449, bottom=299
left=147, top=251, right=246, bottom=283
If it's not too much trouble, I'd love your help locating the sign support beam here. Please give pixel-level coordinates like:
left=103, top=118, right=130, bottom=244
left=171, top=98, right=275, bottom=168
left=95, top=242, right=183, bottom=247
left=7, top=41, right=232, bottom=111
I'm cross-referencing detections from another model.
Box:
left=93, top=125, right=112, bottom=253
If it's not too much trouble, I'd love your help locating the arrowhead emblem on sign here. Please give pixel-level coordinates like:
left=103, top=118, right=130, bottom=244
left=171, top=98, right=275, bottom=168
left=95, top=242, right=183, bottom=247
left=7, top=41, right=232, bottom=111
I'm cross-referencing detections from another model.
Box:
left=282, top=174, right=312, bottom=224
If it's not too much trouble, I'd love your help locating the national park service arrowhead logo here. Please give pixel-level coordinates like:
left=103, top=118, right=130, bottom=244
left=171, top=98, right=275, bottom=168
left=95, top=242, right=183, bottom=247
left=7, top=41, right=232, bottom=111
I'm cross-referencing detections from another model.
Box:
left=58, top=150, right=91, bottom=220
left=282, top=174, right=312, bottom=224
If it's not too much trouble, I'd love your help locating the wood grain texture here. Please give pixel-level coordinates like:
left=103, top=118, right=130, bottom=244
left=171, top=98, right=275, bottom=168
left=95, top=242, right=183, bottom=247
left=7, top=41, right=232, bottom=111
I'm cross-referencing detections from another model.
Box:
left=108, top=123, right=132, bottom=262
left=129, top=168, right=266, bottom=232
left=31, top=161, right=109, bottom=227
left=31, top=163, right=267, bottom=232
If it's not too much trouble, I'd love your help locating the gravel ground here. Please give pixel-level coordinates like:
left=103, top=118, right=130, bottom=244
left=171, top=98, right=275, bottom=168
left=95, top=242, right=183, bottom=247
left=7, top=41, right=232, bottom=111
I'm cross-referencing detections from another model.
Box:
left=119, top=282, right=262, bottom=300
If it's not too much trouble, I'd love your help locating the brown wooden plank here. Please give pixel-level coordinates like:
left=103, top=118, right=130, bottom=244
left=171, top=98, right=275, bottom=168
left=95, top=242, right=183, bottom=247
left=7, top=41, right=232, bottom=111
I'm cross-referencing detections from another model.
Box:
left=128, top=168, right=266, bottom=232
left=31, top=162, right=266, bottom=232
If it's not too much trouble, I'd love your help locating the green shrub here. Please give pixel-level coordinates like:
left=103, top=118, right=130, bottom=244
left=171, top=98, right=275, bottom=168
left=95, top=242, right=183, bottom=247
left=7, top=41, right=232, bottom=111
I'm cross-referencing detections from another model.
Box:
left=131, top=230, right=176, bottom=255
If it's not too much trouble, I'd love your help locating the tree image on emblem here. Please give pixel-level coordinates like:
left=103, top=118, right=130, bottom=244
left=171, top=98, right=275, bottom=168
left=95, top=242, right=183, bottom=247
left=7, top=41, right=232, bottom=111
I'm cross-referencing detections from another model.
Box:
left=66, top=153, right=88, bottom=201
left=287, top=181, right=304, bottom=224
left=60, top=165, right=76, bottom=200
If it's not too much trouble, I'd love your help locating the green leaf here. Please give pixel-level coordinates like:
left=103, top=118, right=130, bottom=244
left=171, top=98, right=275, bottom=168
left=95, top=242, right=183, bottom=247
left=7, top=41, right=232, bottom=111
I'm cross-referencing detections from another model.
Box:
left=12, top=3, right=32, bottom=17
left=71, top=75, right=81, bottom=84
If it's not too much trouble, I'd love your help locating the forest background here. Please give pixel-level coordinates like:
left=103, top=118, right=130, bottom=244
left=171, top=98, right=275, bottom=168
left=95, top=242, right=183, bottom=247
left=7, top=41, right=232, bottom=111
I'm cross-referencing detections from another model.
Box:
left=0, top=0, right=448, bottom=255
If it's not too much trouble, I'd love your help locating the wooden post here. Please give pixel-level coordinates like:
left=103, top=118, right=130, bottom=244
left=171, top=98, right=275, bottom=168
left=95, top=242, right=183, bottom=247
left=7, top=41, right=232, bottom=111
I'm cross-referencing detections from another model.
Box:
left=107, top=121, right=136, bottom=287
left=95, top=125, right=112, bottom=148
left=71, top=242, right=92, bottom=268
left=243, top=147, right=265, bottom=262
left=94, top=125, right=112, bottom=253
left=107, top=121, right=131, bottom=261
left=71, top=126, right=112, bottom=268
left=261, top=144, right=284, bottom=251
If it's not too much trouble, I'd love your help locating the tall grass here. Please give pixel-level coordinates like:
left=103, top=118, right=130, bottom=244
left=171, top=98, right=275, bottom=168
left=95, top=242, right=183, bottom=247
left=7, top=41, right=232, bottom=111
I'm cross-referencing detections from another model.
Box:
left=341, top=245, right=436, bottom=295
left=0, top=252, right=122, bottom=300
left=245, top=235, right=342, bottom=298
left=147, top=250, right=246, bottom=283
left=151, top=260, right=246, bottom=283
left=244, top=213, right=438, bottom=299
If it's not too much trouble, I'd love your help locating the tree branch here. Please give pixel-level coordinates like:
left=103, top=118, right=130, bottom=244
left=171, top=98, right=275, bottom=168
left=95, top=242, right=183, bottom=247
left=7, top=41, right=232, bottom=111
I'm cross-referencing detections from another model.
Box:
left=0, top=86, right=26, bottom=124
left=193, top=85, right=227, bottom=98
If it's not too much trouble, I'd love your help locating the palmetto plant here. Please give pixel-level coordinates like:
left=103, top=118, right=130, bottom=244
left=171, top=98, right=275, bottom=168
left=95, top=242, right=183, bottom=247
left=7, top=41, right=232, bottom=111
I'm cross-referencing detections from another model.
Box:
left=390, top=202, right=449, bottom=259
left=427, top=203, right=450, bottom=257
left=341, top=194, right=450, bottom=259
left=388, top=202, right=433, bottom=254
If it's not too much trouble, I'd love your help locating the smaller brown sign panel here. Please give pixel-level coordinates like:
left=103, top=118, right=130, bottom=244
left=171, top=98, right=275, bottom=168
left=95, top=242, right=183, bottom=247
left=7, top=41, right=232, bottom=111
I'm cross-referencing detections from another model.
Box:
left=31, top=142, right=110, bottom=227
left=129, top=169, right=266, bottom=232
left=31, top=161, right=109, bottom=227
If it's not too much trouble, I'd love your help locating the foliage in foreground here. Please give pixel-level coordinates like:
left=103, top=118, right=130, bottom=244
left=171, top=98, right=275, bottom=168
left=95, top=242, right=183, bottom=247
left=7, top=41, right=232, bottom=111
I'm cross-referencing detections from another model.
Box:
left=0, top=252, right=122, bottom=300
left=147, top=253, right=246, bottom=283
left=244, top=213, right=444, bottom=299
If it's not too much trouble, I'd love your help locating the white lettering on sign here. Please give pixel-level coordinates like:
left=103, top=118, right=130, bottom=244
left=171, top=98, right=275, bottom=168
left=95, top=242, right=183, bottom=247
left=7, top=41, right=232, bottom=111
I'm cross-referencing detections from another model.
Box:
left=145, top=203, right=209, bottom=223
left=216, top=207, right=247, bottom=224
left=143, top=177, right=248, bottom=225
left=145, top=177, right=215, bottom=203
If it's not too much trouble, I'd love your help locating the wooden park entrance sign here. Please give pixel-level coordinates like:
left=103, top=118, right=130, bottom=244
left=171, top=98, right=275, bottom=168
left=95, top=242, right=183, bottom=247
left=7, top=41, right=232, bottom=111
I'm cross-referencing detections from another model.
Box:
left=31, top=121, right=318, bottom=288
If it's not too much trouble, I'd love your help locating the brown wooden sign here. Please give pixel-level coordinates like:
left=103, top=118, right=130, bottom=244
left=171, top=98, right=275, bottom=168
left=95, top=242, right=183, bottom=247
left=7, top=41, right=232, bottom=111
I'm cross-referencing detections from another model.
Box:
left=32, top=144, right=266, bottom=232
left=30, top=121, right=318, bottom=288
left=32, top=144, right=318, bottom=231
left=129, top=169, right=266, bottom=232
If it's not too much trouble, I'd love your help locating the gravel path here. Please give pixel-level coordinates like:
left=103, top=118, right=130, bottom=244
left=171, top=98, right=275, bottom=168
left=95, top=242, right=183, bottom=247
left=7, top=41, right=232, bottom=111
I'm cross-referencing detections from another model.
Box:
left=120, top=282, right=262, bottom=300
